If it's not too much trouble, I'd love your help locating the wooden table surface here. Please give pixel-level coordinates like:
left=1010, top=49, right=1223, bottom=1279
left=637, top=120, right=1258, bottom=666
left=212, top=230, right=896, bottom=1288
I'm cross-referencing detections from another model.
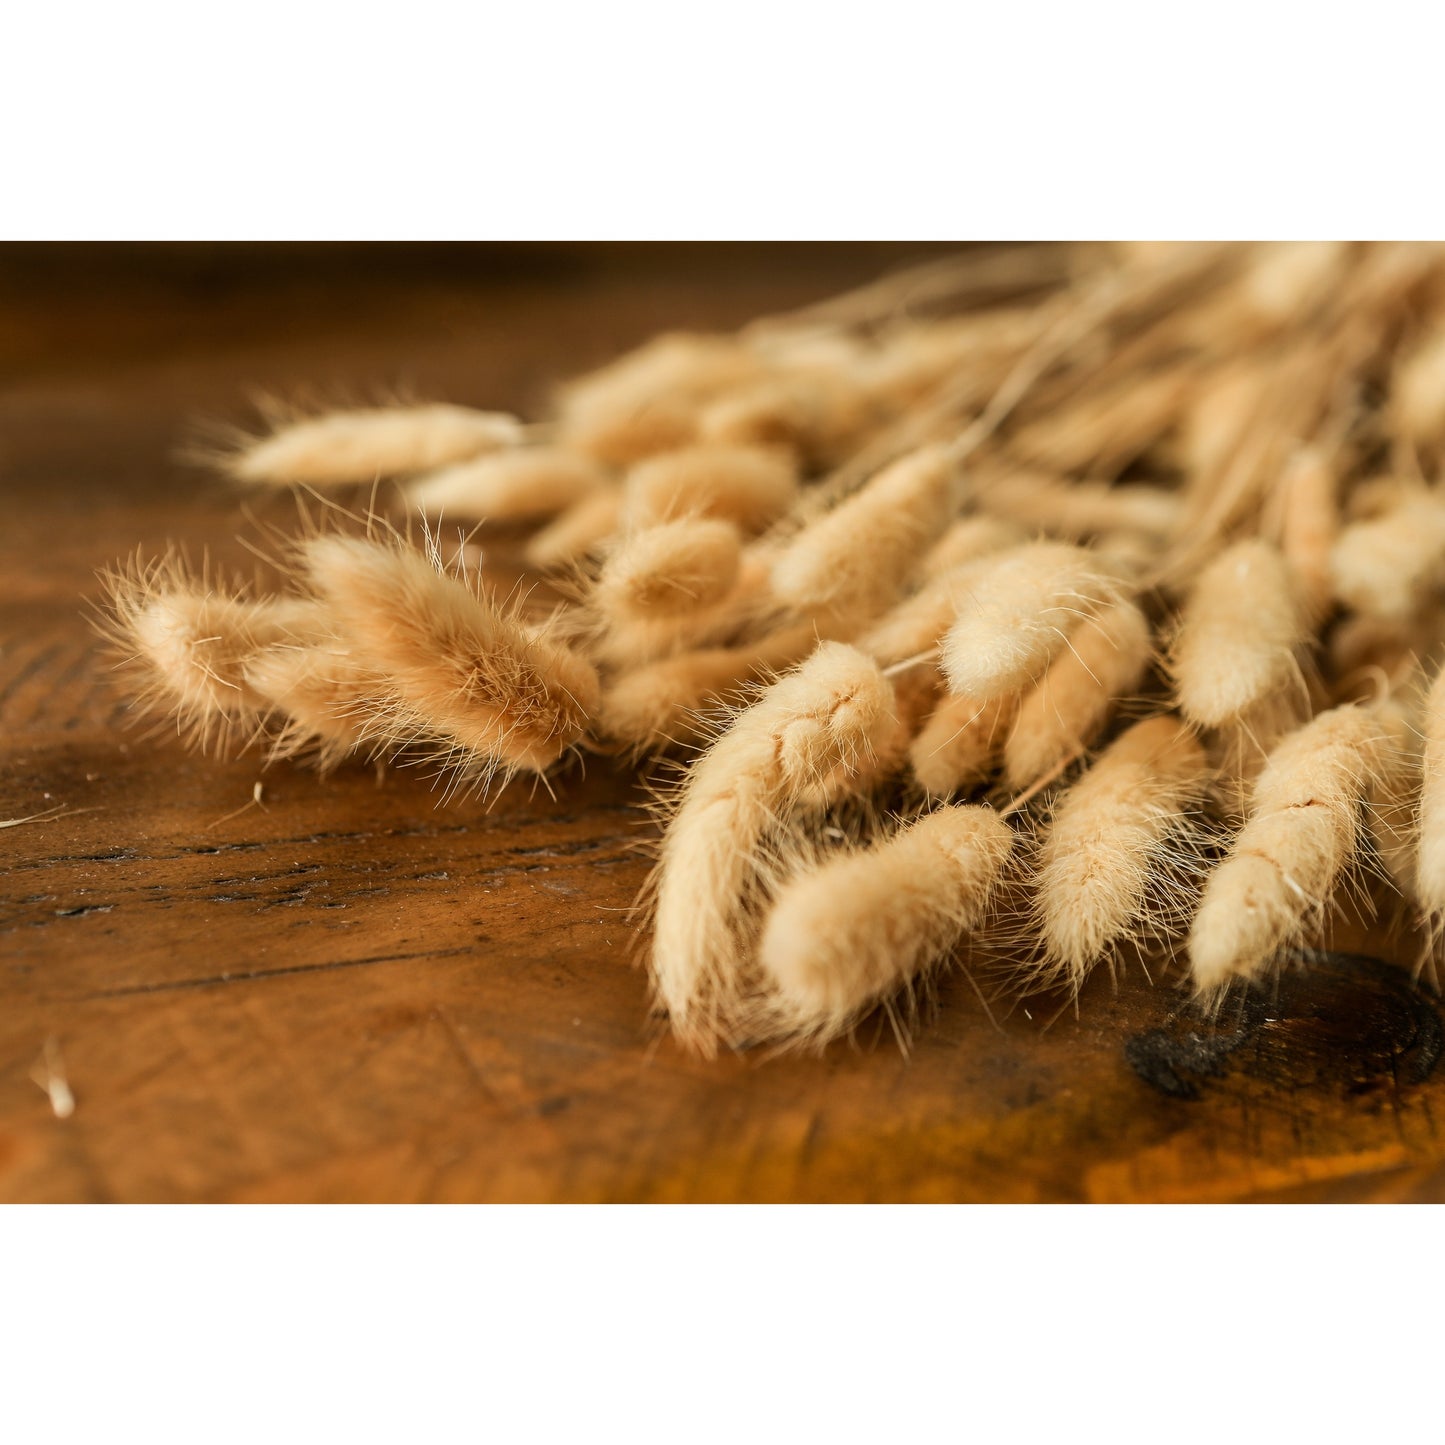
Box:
left=3, top=243, right=1444, bottom=1203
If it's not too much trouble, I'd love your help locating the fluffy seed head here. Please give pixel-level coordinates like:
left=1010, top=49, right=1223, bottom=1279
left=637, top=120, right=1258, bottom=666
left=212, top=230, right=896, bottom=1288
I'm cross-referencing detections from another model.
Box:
left=1242, top=242, right=1349, bottom=329
left=756, top=805, right=1014, bottom=1045
left=975, top=472, right=1182, bottom=544
left=649, top=642, right=898, bottom=1053
left=624, top=445, right=798, bottom=533
left=1274, top=447, right=1339, bottom=627
left=229, top=405, right=523, bottom=486
left=939, top=542, right=1123, bottom=702
left=1391, top=327, right=1445, bottom=452
left=598, top=624, right=817, bottom=754
left=300, top=534, right=598, bottom=783
left=910, top=691, right=1016, bottom=798
left=1170, top=539, right=1306, bottom=728
left=100, top=556, right=317, bottom=754
left=770, top=444, right=961, bottom=632
left=405, top=447, right=607, bottom=522
left=1188, top=704, right=1385, bottom=998
left=593, top=519, right=743, bottom=618
left=1033, top=716, right=1209, bottom=991
left=1002, top=598, right=1153, bottom=790
left=698, top=369, right=877, bottom=470
left=243, top=640, right=383, bottom=771
left=555, top=333, right=762, bottom=465
left=1329, top=493, right=1445, bottom=622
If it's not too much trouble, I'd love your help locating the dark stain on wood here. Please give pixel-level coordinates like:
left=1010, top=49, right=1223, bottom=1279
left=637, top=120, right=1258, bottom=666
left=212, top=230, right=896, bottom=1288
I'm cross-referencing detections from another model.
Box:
left=1126, top=951, right=1444, bottom=1102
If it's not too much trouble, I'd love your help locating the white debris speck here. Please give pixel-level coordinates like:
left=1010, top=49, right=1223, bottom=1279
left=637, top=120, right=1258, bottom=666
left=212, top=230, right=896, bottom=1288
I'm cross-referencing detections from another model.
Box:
left=30, top=1037, right=75, bottom=1119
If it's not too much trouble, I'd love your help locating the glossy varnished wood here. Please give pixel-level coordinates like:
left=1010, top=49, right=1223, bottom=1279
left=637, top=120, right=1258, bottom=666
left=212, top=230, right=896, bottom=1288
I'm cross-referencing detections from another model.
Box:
left=3, top=244, right=1443, bottom=1202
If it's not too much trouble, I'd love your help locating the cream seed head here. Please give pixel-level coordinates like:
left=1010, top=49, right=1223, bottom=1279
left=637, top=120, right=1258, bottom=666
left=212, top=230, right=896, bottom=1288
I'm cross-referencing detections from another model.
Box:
left=228, top=405, right=524, bottom=487
left=1032, top=716, right=1209, bottom=992
left=909, top=692, right=1017, bottom=799
left=770, top=444, right=961, bottom=633
left=587, top=546, right=770, bottom=671
left=939, top=542, right=1124, bottom=703
left=555, top=332, right=763, bottom=465
left=648, top=643, right=897, bottom=1053
left=697, top=369, right=878, bottom=470
left=1366, top=693, right=1423, bottom=905
left=623, top=445, right=798, bottom=533
left=1170, top=539, right=1306, bottom=729
left=100, top=555, right=322, bottom=755
left=1391, top=327, right=1445, bottom=453
left=1188, top=704, right=1386, bottom=998
left=300, top=534, right=599, bottom=784
left=1329, top=493, right=1445, bottom=622
left=1002, top=597, right=1154, bottom=791
left=405, top=447, right=608, bottom=522
left=593, top=519, right=744, bottom=618
left=1242, top=242, right=1350, bottom=330
left=756, top=805, right=1014, bottom=1046
left=918, top=515, right=1028, bottom=578
left=243, top=640, right=385, bottom=772
left=597, top=623, right=818, bottom=754
left=974, top=472, right=1183, bottom=544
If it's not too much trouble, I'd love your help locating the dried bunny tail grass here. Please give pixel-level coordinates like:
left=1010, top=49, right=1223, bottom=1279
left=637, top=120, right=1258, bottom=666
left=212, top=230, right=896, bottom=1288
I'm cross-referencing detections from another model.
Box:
left=1169, top=538, right=1308, bottom=728
left=1240, top=242, right=1352, bottom=331
left=298, top=533, right=599, bottom=786
left=1329, top=490, right=1445, bottom=622
left=1027, top=716, right=1210, bottom=994
left=98, top=552, right=319, bottom=755
left=1367, top=692, right=1423, bottom=907
left=405, top=447, right=607, bottom=522
left=753, top=805, right=1015, bottom=1048
left=919, top=515, right=1027, bottom=578
left=1391, top=324, right=1445, bottom=455
left=768, top=443, right=960, bottom=633
left=597, top=623, right=818, bottom=754
left=647, top=643, right=899, bottom=1054
left=971, top=469, right=1183, bottom=544
left=1270, top=446, right=1340, bottom=627
left=591, top=519, right=743, bottom=619
left=1188, top=703, right=1388, bottom=1001
left=554, top=333, right=763, bottom=465
left=910, top=691, right=1017, bottom=799
left=623, top=445, right=798, bottom=533
left=1417, top=665, right=1445, bottom=918
left=697, top=368, right=881, bottom=470
left=585, top=534, right=771, bottom=671
left=938, top=541, right=1125, bottom=703
left=224, top=404, right=524, bottom=486
left=242, top=639, right=388, bottom=772
left=524, top=486, right=624, bottom=571
left=1002, top=598, right=1154, bottom=791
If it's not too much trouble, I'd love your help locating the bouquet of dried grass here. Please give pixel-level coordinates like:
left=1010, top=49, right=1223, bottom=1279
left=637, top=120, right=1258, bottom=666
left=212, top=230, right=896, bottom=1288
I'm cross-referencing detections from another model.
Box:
left=99, top=242, right=1445, bottom=1055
